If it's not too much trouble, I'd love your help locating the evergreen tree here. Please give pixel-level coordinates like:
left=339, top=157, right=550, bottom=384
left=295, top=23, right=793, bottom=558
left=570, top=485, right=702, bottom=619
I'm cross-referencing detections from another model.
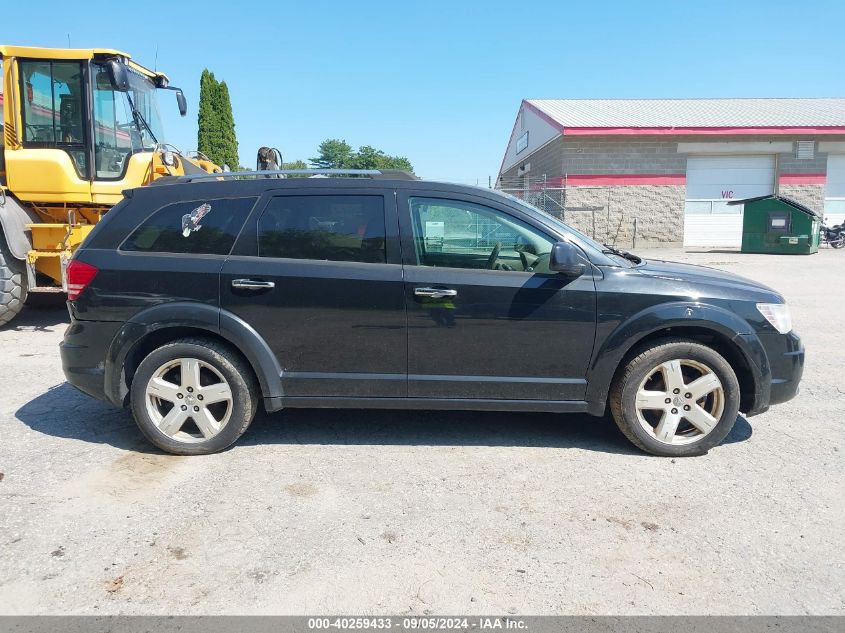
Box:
left=216, top=80, right=239, bottom=170
left=197, top=70, right=221, bottom=164
left=196, top=70, right=239, bottom=169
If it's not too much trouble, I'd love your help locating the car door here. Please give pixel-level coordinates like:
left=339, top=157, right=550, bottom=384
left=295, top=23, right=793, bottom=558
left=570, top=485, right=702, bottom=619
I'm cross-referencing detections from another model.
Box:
left=398, top=190, right=597, bottom=401
left=220, top=188, right=406, bottom=398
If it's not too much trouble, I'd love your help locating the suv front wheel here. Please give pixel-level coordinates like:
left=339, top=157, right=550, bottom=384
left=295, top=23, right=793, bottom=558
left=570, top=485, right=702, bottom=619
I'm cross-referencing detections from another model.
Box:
left=130, top=338, right=258, bottom=455
left=609, top=339, right=740, bottom=457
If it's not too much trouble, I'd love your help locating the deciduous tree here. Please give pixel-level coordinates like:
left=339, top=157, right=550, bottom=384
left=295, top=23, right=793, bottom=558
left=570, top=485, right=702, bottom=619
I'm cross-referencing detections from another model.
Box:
left=310, top=139, right=413, bottom=172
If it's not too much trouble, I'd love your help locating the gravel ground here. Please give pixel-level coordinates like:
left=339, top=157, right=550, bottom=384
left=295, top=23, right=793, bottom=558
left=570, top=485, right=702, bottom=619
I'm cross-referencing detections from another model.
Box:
left=0, top=248, right=842, bottom=615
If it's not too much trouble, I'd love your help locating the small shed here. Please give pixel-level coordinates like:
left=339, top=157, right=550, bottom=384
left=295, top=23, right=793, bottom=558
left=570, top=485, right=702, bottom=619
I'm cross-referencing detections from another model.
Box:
left=730, top=195, right=821, bottom=255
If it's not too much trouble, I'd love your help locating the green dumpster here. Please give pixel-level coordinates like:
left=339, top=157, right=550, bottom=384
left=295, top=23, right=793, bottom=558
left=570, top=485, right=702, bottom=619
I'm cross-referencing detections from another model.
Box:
left=731, top=195, right=821, bottom=255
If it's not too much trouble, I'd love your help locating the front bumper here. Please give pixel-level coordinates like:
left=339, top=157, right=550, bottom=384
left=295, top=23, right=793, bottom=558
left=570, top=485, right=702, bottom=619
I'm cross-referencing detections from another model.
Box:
left=740, top=329, right=804, bottom=416
left=765, top=330, right=805, bottom=406
left=60, top=318, right=122, bottom=403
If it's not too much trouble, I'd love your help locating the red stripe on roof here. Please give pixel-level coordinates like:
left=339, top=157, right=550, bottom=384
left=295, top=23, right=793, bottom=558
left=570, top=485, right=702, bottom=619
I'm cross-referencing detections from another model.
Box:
left=563, top=126, right=845, bottom=136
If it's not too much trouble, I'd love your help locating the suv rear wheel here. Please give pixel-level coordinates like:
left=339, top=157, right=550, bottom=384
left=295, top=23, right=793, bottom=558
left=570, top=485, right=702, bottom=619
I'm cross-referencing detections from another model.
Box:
left=130, top=338, right=258, bottom=455
left=609, top=339, right=740, bottom=457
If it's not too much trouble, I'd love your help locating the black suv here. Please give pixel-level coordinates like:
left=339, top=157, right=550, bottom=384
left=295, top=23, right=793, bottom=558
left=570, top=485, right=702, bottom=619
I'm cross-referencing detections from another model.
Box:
left=60, top=170, right=804, bottom=456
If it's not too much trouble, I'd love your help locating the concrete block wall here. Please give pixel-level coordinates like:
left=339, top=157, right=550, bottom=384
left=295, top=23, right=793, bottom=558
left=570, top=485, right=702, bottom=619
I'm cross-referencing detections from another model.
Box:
left=777, top=144, right=828, bottom=175
left=778, top=184, right=826, bottom=212
left=500, top=136, right=565, bottom=183
left=559, top=185, right=686, bottom=247
left=561, top=138, right=686, bottom=175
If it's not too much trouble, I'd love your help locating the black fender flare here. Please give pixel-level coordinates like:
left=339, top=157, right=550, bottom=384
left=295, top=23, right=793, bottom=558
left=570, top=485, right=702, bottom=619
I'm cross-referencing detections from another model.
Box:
left=104, top=302, right=283, bottom=409
left=0, top=194, right=38, bottom=260
left=585, top=301, right=770, bottom=415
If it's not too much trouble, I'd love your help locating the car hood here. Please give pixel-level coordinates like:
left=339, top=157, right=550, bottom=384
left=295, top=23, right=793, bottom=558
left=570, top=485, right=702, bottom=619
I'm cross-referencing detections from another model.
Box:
left=635, top=258, right=783, bottom=301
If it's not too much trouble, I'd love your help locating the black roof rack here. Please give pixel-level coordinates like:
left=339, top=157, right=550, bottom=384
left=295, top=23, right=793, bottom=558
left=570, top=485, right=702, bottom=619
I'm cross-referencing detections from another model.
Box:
left=171, top=168, right=419, bottom=184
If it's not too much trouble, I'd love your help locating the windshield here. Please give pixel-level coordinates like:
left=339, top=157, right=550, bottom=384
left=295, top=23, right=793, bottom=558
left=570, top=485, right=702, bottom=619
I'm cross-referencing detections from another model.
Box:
left=92, top=63, right=165, bottom=179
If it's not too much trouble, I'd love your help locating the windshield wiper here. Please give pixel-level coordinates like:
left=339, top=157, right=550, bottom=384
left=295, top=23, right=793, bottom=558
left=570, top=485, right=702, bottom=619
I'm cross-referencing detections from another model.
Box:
left=602, top=243, right=642, bottom=264
left=125, top=92, right=159, bottom=145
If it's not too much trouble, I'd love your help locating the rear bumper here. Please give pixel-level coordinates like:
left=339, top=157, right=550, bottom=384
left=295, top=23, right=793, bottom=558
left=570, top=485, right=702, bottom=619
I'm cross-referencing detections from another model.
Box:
left=60, top=318, right=121, bottom=403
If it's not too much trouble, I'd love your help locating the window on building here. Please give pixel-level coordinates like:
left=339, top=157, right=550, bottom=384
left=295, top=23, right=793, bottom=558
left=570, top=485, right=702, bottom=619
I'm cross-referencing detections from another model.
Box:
left=122, top=197, right=257, bottom=255
left=258, top=195, right=387, bottom=263
left=19, top=60, right=88, bottom=178
left=408, top=197, right=554, bottom=272
left=516, top=131, right=529, bottom=154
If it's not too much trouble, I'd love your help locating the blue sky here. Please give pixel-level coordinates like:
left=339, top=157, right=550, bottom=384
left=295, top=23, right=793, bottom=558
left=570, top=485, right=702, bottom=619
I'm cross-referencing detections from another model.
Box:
left=5, top=0, right=842, bottom=182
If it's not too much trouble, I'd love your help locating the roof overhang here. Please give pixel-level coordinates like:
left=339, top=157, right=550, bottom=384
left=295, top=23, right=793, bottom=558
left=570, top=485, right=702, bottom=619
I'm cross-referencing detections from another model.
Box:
left=562, top=126, right=845, bottom=136
left=0, top=45, right=128, bottom=60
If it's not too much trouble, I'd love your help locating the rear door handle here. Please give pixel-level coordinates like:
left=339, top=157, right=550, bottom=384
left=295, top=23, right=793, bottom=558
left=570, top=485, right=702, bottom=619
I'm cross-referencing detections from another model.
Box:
left=231, top=279, right=275, bottom=290
left=414, top=287, right=457, bottom=298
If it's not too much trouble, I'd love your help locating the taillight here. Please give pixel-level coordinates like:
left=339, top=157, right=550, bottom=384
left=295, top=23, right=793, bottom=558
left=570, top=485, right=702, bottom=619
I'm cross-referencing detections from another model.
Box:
left=66, top=260, right=99, bottom=301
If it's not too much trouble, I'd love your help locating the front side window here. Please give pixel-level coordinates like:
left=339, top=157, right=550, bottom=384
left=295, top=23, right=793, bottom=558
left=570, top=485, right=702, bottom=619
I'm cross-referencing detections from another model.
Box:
left=122, top=197, right=257, bottom=255
left=92, top=63, right=165, bottom=179
left=19, top=60, right=88, bottom=177
left=408, top=197, right=554, bottom=272
left=258, top=195, right=386, bottom=263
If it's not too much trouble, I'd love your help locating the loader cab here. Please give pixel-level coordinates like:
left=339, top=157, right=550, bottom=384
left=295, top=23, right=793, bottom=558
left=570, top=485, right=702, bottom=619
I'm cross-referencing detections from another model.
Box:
left=0, top=46, right=189, bottom=206
left=0, top=58, right=5, bottom=184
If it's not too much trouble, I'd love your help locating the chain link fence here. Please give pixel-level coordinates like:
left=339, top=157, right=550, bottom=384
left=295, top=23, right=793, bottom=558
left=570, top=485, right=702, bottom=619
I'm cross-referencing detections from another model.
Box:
left=496, top=177, right=639, bottom=246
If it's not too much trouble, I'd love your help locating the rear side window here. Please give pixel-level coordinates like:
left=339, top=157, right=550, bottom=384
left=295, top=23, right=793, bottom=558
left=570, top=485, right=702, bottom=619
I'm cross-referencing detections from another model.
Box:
left=258, top=195, right=386, bottom=263
left=122, top=197, right=257, bottom=255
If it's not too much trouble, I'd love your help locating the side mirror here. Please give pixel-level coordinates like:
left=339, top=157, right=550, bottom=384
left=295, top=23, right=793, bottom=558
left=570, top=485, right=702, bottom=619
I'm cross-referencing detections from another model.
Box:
left=549, top=241, right=586, bottom=277
left=175, top=89, right=188, bottom=116
left=106, top=59, right=130, bottom=92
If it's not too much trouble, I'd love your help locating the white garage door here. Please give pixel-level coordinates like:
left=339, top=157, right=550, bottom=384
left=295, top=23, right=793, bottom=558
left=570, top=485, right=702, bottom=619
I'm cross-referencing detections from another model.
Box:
left=825, top=154, right=845, bottom=226
left=684, top=155, right=776, bottom=247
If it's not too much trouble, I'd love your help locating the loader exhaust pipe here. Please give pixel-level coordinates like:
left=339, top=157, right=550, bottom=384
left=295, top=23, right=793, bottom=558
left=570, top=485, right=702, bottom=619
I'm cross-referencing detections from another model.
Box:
left=256, top=147, right=283, bottom=178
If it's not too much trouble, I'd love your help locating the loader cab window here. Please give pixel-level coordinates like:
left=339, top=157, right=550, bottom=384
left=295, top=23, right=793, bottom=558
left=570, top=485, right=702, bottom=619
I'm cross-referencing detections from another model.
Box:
left=19, top=60, right=89, bottom=178
left=92, top=63, right=165, bottom=180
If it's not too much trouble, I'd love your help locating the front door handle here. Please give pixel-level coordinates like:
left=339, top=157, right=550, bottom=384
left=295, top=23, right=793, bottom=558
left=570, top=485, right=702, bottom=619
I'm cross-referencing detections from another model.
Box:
left=414, top=287, right=457, bottom=299
left=231, top=279, right=275, bottom=290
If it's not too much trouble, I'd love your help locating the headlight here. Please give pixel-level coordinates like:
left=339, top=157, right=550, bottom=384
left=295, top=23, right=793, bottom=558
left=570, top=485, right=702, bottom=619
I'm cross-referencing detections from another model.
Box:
left=756, top=303, right=792, bottom=334
left=161, top=151, right=176, bottom=167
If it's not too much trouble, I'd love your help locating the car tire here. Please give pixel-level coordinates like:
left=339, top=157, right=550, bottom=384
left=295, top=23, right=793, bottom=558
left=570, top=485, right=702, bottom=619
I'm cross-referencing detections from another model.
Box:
left=609, top=338, right=740, bottom=457
left=0, top=233, right=28, bottom=328
left=130, top=337, right=259, bottom=455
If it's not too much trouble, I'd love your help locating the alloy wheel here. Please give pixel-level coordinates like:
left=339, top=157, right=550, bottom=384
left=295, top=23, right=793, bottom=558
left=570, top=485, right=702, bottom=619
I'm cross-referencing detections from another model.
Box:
left=144, top=357, right=233, bottom=443
left=634, top=358, right=725, bottom=445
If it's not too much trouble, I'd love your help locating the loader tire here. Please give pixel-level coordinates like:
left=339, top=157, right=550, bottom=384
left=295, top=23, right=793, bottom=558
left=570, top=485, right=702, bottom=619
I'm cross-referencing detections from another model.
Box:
left=0, top=232, right=28, bottom=327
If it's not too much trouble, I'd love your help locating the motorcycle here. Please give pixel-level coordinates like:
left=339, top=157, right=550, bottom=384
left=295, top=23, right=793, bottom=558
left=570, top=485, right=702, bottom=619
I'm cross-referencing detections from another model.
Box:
left=820, top=221, right=845, bottom=249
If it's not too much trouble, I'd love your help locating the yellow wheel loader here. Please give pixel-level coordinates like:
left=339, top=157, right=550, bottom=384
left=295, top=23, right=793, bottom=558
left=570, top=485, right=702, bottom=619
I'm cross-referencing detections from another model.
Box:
left=0, top=45, right=221, bottom=326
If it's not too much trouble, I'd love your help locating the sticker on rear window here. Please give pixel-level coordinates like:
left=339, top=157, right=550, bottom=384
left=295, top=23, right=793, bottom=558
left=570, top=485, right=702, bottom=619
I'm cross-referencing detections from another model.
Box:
left=182, top=203, right=212, bottom=237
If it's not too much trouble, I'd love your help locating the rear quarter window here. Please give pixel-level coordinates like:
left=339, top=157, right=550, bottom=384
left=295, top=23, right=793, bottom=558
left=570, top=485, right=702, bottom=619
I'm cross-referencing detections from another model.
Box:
left=121, top=197, right=257, bottom=255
